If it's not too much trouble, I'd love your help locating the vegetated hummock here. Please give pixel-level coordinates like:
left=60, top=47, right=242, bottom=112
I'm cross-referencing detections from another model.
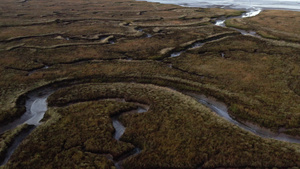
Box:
left=0, top=0, right=300, bottom=168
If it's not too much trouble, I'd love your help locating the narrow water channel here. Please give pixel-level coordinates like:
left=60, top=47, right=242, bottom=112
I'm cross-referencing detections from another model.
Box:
left=186, top=92, right=300, bottom=144
left=0, top=126, right=35, bottom=165
left=0, top=88, right=53, bottom=135
left=169, top=8, right=262, bottom=58
left=215, top=7, right=262, bottom=37
left=0, top=88, right=53, bottom=166
left=0, top=86, right=150, bottom=167
left=2, top=83, right=300, bottom=166
left=112, top=105, right=148, bottom=168
left=113, top=105, right=148, bottom=140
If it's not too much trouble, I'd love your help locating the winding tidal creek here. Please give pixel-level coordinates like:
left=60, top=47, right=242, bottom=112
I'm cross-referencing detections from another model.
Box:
left=0, top=86, right=151, bottom=168
left=112, top=103, right=148, bottom=168
left=169, top=8, right=262, bottom=58
left=0, top=88, right=54, bottom=166
left=185, top=92, right=300, bottom=144
left=1, top=83, right=300, bottom=166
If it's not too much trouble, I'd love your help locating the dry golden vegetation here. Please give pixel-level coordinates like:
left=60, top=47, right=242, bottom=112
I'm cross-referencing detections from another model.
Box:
left=0, top=0, right=300, bottom=168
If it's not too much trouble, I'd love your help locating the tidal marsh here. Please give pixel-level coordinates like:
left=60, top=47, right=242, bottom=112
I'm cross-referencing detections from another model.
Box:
left=0, top=0, right=300, bottom=168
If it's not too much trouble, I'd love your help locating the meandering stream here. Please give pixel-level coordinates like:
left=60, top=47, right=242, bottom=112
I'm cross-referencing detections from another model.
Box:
left=215, top=7, right=262, bottom=37
left=185, top=92, right=300, bottom=144
left=0, top=88, right=54, bottom=166
left=112, top=104, right=148, bottom=168
left=0, top=86, right=150, bottom=168
left=1, top=82, right=300, bottom=166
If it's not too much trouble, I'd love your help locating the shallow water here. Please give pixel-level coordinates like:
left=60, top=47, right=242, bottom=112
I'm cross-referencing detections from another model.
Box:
left=139, top=0, right=300, bottom=11
left=28, top=65, right=49, bottom=76
left=0, top=126, right=35, bottom=166
left=113, top=105, right=148, bottom=140
left=170, top=51, right=183, bottom=57
left=0, top=89, right=53, bottom=135
left=110, top=104, right=148, bottom=168
left=0, top=88, right=53, bottom=166
left=167, top=7, right=262, bottom=59
left=214, top=8, right=262, bottom=37
left=113, top=117, right=126, bottom=140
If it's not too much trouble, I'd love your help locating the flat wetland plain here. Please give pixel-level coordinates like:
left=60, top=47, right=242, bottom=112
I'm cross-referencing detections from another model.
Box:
left=0, top=0, right=300, bottom=168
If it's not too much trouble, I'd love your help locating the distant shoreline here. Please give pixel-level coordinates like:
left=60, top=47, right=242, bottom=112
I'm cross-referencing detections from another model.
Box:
left=138, top=0, right=300, bottom=11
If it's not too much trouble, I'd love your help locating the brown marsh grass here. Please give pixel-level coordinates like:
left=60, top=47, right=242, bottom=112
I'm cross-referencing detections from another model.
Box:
left=0, top=0, right=300, bottom=168
left=225, top=10, right=300, bottom=42
left=5, top=83, right=300, bottom=168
